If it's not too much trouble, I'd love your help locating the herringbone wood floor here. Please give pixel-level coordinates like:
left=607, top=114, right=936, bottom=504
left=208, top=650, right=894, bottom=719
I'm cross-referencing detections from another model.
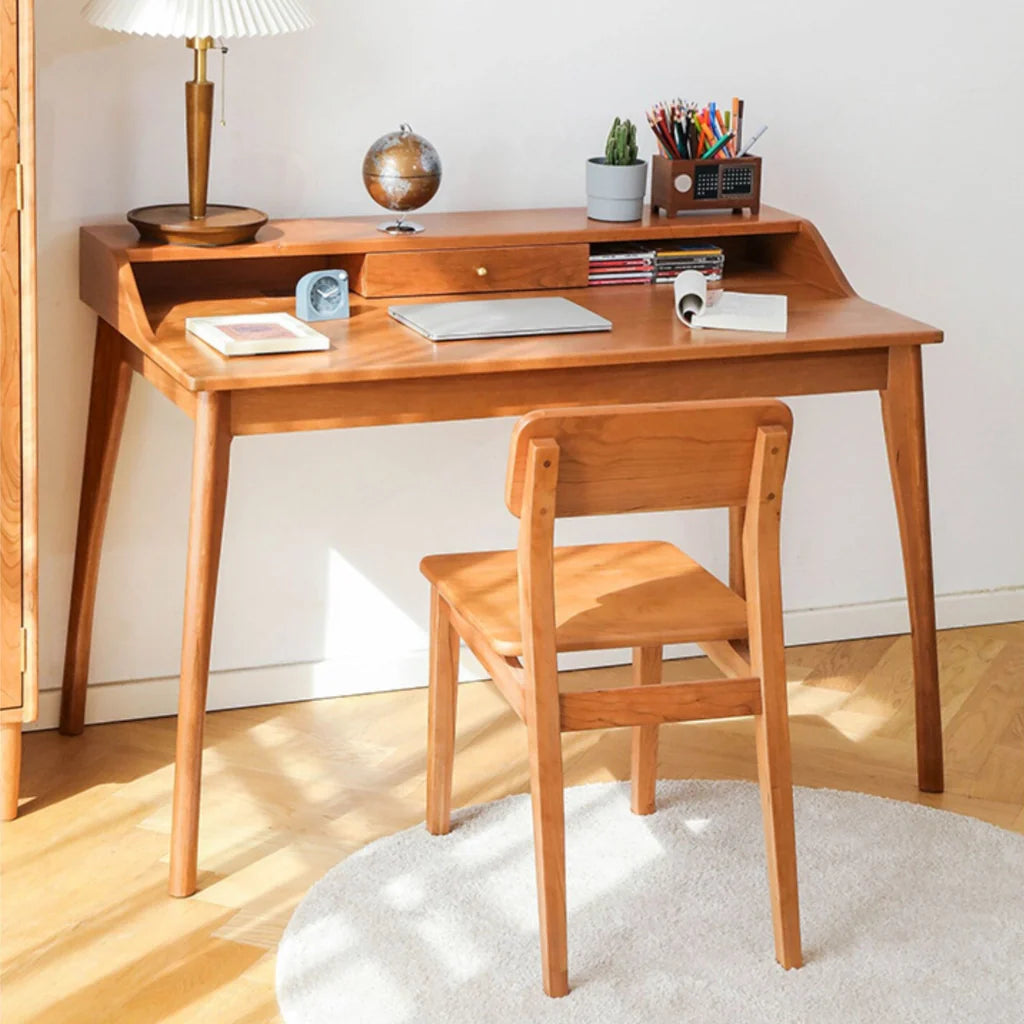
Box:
left=2, top=622, right=1023, bottom=1023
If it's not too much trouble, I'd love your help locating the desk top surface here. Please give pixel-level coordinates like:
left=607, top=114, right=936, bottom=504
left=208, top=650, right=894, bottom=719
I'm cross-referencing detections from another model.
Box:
left=147, top=273, right=941, bottom=392
left=80, top=205, right=942, bottom=392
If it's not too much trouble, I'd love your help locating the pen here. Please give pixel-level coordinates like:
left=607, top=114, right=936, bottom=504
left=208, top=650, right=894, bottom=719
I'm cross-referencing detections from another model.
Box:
left=703, top=132, right=734, bottom=159
left=646, top=110, right=678, bottom=158
left=708, top=102, right=721, bottom=138
left=698, top=117, right=717, bottom=151
left=738, top=123, right=767, bottom=155
left=731, top=96, right=742, bottom=156
left=658, top=105, right=677, bottom=156
left=673, top=111, right=688, bottom=158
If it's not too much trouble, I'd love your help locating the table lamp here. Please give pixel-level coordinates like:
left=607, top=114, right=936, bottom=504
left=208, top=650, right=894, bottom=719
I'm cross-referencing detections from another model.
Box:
left=82, top=0, right=313, bottom=246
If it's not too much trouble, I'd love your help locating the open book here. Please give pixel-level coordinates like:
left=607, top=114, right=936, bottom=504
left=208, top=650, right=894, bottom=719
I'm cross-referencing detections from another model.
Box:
left=673, top=269, right=787, bottom=333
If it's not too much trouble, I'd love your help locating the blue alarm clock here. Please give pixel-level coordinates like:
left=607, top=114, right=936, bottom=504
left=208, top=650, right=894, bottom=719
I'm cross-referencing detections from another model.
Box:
left=296, top=269, right=350, bottom=322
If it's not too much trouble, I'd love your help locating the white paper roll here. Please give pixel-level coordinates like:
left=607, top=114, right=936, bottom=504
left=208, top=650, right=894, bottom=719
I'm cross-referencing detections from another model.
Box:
left=673, top=270, right=708, bottom=324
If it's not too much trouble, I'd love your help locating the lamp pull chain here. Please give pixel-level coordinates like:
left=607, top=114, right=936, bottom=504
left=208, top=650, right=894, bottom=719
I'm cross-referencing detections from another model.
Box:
left=218, top=42, right=229, bottom=126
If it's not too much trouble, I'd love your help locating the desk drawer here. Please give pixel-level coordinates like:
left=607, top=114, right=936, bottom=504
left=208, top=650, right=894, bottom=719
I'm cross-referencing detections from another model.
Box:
left=353, top=244, right=589, bottom=298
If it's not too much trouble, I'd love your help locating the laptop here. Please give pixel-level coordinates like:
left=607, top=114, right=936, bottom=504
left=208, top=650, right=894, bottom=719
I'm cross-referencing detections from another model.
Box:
left=388, top=297, right=612, bottom=342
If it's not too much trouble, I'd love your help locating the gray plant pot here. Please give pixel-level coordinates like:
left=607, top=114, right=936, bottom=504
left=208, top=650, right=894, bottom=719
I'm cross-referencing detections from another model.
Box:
left=586, top=157, right=648, bottom=222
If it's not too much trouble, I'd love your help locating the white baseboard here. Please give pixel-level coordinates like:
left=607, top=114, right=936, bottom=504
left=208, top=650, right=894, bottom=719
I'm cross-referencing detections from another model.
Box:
left=30, top=586, right=1024, bottom=731
left=785, top=585, right=1024, bottom=644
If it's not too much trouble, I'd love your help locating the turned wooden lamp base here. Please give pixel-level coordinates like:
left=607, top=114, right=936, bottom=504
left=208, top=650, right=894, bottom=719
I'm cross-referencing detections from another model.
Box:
left=124, top=39, right=268, bottom=248
left=128, top=203, right=268, bottom=247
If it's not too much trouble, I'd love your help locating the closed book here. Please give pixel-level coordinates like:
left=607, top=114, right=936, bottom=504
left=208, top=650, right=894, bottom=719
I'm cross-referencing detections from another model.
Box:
left=185, top=313, right=329, bottom=357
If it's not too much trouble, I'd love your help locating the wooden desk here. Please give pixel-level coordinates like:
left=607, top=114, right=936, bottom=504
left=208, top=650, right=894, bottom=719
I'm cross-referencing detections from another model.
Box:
left=61, top=206, right=944, bottom=897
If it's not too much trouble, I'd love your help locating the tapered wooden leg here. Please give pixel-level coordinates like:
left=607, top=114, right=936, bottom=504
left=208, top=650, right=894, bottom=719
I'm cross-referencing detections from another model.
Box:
left=880, top=346, right=944, bottom=793
left=426, top=588, right=460, bottom=835
left=518, top=437, right=568, bottom=997
left=526, top=693, right=568, bottom=998
left=169, top=393, right=232, bottom=898
left=59, top=322, right=133, bottom=736
left=1, top=722, right=22, bottom=821
left=754, top=700, right=802, bottom=969
left=746, top=425, right=802, bottom=970
left=630, top=645, right=662, bottom=815
left=728, top=506, right=746, bottom=597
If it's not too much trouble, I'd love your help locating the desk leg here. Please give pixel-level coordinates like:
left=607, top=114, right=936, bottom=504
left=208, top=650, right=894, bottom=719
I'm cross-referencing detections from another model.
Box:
left=60, top=322, right=133, bottom=736
left=880, top=346, right=944, bottom=793
left=169, top=392, right=232, bottom=897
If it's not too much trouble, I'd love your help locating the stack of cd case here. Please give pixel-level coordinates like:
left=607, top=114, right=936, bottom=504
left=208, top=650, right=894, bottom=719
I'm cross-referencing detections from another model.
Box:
left=653, top=243, right=725, bottom=284
left=588, top=243, right=656, bottom=286
left=587, top=242, right=725, bottom=287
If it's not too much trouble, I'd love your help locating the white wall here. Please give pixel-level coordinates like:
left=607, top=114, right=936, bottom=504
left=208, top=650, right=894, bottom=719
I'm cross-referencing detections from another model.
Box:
left=32, top=0, right=1024, bottom=726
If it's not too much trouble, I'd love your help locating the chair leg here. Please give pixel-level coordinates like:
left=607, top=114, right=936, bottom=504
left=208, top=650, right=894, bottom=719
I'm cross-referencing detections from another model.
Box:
left=729, top=506, right=747, bottom=597
left=426, top=588, right=460, bottom=835
left=630, top=645, right=662, bottom=815
left=743, top=422, right=802, bottom=968
left=754, top=699, right=802, bottom=969
left=526, top=687, right=569, bottom=997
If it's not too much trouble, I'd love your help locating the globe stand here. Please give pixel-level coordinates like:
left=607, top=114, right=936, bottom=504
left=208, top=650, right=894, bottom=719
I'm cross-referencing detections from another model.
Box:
left=377, top=216, right=424, bottom=235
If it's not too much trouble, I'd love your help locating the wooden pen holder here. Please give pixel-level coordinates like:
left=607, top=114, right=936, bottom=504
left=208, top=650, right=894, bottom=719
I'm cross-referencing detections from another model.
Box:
left=651, top=155, right=762, bottom=217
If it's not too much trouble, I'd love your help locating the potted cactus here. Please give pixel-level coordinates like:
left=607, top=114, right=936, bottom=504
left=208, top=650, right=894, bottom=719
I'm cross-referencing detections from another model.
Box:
left=586, top=117, right=648, bottom=221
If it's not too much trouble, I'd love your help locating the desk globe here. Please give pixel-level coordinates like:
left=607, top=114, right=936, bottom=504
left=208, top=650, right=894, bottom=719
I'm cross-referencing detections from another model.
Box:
left=362, top=124, right=442, bottom=234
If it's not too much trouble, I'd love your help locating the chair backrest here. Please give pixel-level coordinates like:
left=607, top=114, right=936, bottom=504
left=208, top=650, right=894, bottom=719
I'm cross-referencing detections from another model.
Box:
left=505, top=399, right=794, bottom=518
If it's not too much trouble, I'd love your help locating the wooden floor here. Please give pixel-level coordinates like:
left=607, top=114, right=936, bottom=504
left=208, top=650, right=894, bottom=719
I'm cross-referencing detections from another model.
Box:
left=2, top=622, right=1023, bottom=1022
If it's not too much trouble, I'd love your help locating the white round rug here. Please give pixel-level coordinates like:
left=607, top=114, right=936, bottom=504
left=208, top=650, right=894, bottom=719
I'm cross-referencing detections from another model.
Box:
left=277, top=781, right=1024, bottom=1023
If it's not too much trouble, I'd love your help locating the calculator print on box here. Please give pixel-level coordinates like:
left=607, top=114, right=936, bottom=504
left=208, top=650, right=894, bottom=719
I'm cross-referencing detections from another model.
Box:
left=651, top=156, right=761, bottom=216
left=296, top=269, right=350, bottom=322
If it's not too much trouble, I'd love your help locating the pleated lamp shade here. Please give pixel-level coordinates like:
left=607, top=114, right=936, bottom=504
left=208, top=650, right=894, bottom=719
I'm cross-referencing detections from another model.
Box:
left=81, top=0, right=313, bottom=38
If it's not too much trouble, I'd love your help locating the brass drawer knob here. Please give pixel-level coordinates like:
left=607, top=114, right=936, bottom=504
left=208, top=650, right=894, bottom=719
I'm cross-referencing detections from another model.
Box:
left=475, top=266, right=488, bottom=277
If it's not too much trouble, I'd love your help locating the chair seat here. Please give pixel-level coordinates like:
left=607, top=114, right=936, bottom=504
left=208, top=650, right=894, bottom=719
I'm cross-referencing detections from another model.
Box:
left=421, top=541, right=748, bottom=657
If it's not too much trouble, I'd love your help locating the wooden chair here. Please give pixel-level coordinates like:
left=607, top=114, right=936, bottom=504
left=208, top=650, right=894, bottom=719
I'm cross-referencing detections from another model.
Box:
left=420, top=399, right=802, bottom=997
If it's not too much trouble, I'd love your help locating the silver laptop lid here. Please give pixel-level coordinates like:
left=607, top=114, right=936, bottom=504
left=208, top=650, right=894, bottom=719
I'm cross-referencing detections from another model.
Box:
left=389, top=297, right=612, bottom=342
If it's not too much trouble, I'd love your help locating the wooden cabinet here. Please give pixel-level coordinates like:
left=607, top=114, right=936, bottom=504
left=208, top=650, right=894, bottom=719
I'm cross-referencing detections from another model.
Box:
left=1, top=0, right=38, bottom=820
